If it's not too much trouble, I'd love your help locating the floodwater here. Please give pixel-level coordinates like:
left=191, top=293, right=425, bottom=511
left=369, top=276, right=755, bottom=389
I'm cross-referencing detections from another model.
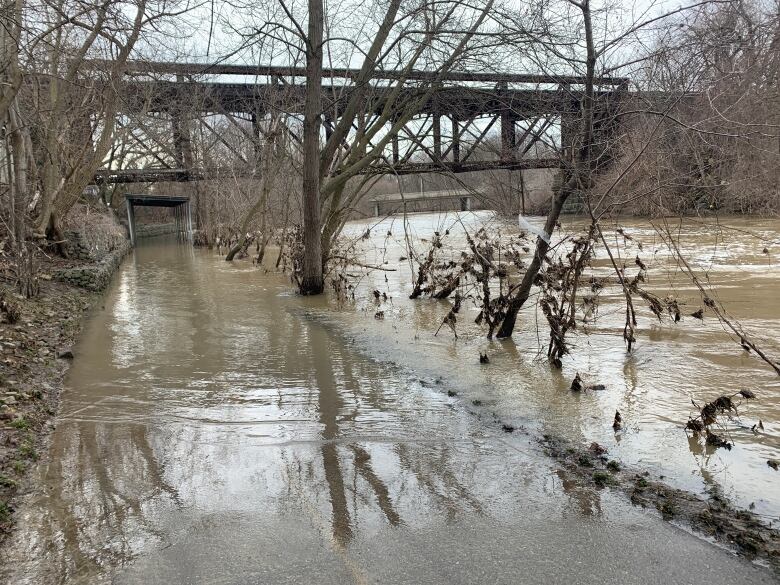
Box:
left=2, top=214, right=779, bottom=584
left=341, top=212, right=780, bottom=519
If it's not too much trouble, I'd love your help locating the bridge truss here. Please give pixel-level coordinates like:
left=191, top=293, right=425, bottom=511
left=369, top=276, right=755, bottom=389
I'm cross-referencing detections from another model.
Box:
left=94, top=61, right=630, bottom=185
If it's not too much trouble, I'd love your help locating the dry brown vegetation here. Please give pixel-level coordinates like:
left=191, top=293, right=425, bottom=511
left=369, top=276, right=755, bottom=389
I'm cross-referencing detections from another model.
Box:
left=594, top=0, right=780, bottom=216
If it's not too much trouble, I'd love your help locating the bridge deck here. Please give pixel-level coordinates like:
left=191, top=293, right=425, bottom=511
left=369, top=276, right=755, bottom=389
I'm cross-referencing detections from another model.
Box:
left=125, top=194, right=190, bottom=207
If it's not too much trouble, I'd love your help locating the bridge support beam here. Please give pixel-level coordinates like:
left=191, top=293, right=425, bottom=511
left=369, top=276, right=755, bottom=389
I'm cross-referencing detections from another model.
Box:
left=126, top=199, right=136, bottom=247
left=186, top=201, right=194, bottom=243
left=172, top=75, right=194, bottom=171
left=451, top=116, right=460, bottom=167
left=432, top=114, right=441, bottom=161
left=501, top=113, right=516, bottom=163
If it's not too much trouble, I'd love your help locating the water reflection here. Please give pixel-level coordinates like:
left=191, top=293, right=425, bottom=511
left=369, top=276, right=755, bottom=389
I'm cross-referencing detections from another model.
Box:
left=3, top=238, right=574, bottom=583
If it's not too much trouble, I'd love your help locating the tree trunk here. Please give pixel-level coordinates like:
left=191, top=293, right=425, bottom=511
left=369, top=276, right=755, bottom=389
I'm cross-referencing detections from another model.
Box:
left=226, top=176, right=271, bottom=261
left=6, top=101, right=38, bottom=297
left=495, top=183, right=572, bottom=338
left=495, top=0, right=596, bottom=339
left=299, top=0, right=324, bottom=294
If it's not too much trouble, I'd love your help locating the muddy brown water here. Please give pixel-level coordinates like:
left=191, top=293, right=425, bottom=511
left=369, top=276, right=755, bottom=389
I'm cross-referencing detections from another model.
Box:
left=342, top=212, right=780, bottom=518
left=2, top=213, right=779, bottom=584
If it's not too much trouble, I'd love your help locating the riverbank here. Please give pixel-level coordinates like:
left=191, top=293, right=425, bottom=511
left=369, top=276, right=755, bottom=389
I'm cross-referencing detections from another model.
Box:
left=0, top=236, right=130, bottom=544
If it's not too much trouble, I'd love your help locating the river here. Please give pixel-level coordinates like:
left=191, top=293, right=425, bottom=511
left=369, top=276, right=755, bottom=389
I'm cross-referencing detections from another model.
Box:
left=2, top=212, right=779, bottom=584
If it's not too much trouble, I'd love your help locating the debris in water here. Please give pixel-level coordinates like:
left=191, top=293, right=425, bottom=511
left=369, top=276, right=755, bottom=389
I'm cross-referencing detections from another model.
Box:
left=592, top=471, right=615, bottom=487
left=705, top=429, right=732, bottom=450
left=589, top=442, right=607, bottom=455
left=768, top=460, right=779, bottom=470
left=479, top=352, right=490, bottom=364
left=374, top=311, right=385, bottom=320
left=434, top=291, right=461, bottom=339
left=691, top=308, right=704, bottom=319
left=665, top=297, right=681, bottom=322
left=686, top=418, right=705, bottom=433
left=502, top=423, right=515, bottom=433
left=372, top=290, right=381, bottom=300
left=700, top=402, right=718, bottom=426
left=713, top=395, right=736, bottom=412
left=613, top=410, right=623, bottom=431
left=738, top=389, right=756, bottom=400
left=570, top=373, right=584, bottom=392
left=399, top=256, right=407, bottom=262
left=447, top=390, right=457, bottom=397
left=586, top=383, right=606, bottom=391
left=762, top=247, right=769, bottom=254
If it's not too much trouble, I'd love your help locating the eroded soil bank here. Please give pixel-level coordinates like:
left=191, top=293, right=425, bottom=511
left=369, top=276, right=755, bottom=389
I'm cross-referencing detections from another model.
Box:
left=0, top=232, right=130, bottom=544
left=0, top=233, right=777, bottom=584
left=0, top=280, right=94, bottom=538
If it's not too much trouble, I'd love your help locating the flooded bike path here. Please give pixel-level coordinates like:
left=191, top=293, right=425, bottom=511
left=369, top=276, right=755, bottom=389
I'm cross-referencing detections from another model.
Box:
left=2, top=239, right=774, bottom=584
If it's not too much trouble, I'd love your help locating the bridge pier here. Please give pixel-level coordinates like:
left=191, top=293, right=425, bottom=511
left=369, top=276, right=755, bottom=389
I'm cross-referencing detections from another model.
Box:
left=186, top=201, right=193, bottom=243
left=126, top=199, right=137, bottom=247
left=501, top=113, right=516, bottom=162
left=499, top=81, right=517, bottom=163
left=172, top=75, right=194, bottom=171
left=451, top=116, right=460, bottom=167
left=432, top=114, right=442, bottom=161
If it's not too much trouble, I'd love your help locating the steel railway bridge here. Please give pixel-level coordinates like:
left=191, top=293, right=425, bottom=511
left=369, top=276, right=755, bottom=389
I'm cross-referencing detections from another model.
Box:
left=94, top=61, right=638, bottom=186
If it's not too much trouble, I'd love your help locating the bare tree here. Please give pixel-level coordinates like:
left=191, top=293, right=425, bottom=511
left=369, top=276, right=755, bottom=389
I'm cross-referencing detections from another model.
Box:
left=237, top=0, right=497, bottom=293
left=301, top=0, right=324, bottom=292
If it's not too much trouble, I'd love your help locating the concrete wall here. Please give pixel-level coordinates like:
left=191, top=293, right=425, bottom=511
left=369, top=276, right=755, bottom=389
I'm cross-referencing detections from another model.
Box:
left=135, top=222, right=177, bottom=238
